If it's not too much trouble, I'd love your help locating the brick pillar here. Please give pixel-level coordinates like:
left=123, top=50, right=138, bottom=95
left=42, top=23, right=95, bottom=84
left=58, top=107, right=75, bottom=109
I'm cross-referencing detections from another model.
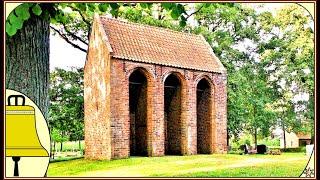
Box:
left=213, top=73, right=228, bottom=153
left=151, top=66, right=165, bottom=156
left=110, top=59, right=130, bottom=159
left=185, top=71, right=197, bottom=155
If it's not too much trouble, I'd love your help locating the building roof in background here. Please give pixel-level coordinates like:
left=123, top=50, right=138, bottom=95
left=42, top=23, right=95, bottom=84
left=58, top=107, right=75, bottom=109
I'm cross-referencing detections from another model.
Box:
left=99, top=16, right=226, bottom=73
left=296, top=132, right=311, bottom=139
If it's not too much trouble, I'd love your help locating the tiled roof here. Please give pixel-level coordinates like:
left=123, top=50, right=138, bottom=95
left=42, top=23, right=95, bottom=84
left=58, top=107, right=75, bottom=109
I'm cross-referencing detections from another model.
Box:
left=297, top=132, right=311, bottom=139
left=99, top=16, right=226, bottom=73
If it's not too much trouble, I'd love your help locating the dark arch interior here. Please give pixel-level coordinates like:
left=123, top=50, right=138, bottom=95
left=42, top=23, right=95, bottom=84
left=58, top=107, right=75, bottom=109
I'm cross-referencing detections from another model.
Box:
left=164, top=74, right=182, bottom=155
left=197, top=78, right=212, bottom=154
left=129, top=70, right=148, bottom=156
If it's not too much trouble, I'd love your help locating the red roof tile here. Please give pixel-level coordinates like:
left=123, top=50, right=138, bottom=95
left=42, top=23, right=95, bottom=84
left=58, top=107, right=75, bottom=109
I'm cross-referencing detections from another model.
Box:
left=99, top=16, right=226, bottom=73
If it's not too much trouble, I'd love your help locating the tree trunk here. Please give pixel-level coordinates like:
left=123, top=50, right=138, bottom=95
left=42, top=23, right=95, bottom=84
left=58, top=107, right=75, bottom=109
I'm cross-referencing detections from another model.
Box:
left=254, top=128, right=257, bottom=150
left=79, top=140, right=81, bottom=151
left=50, top=139, right=52, bottom=159
left=60, top=142, right=63, bottom=152
left=53, top=141, right=56, bottom=159
left=282, top=122, right=286, bottom=150
left=5, top=13, right=50, bottom=119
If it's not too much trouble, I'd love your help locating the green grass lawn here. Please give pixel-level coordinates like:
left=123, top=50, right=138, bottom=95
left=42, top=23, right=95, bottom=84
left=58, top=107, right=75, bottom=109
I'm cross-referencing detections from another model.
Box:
left=47, top=153, right=308, bottom=177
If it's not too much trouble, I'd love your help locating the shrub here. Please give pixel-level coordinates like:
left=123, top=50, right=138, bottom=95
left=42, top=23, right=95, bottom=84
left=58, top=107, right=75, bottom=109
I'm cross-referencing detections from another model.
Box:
left=228, top=149, right=243, bottom=155
left=280, top=147, right=304, bottom=152
left=259, top=137, right=280, bottom=147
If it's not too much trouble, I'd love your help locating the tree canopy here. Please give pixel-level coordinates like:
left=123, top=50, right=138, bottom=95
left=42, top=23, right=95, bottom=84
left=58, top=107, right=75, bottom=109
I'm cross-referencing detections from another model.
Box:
left=6, top=3, right=314, bottom=148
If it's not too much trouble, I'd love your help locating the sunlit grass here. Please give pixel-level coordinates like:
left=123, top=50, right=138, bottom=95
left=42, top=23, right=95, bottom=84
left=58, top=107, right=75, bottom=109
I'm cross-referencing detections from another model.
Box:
left=47, top=153, right=308, bottom=177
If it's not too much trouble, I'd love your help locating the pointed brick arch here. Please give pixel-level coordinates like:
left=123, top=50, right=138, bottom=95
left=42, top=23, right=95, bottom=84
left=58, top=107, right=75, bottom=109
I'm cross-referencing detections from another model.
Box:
left=163, top=72, right=187, bottom=155
left=128, top=67, right=154, bottom=156
left=195, top=75, right=216, bottom=154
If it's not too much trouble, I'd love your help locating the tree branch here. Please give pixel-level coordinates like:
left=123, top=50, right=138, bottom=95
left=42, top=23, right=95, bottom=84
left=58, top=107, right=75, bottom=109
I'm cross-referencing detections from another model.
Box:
left=186, top=5, right=204, bottom=20
left=62, top=23, right=88, bottom=45
left=50, top=26, right=87, bottom=53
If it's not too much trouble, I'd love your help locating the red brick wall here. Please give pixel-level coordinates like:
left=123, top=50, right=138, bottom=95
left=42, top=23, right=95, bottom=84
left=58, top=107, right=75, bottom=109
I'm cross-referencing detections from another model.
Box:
left=85, top=23, right=227, bottom=159
left=213, top=73, right=228, bottom=153
left=84, top=15, right=112, bottom=160
left=105, top=60, right=227, bottom=159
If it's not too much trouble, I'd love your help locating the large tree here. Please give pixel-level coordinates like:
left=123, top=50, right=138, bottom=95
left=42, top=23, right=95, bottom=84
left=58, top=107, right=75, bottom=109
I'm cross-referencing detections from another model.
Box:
left=258, top=5, right=314, bottom=147
left=5, top=3, right=53, bottom=118
left=5, top=2, right=193, bottom=118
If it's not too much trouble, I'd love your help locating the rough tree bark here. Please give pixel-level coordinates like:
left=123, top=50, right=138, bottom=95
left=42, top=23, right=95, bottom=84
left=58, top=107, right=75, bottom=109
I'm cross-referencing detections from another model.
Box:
left=5, top=14, right=50, bottom=119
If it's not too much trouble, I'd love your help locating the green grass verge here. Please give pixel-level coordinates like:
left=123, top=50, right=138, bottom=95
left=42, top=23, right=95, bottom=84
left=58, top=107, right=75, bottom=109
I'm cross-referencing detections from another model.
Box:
left=50, top=156, right=84, bottom=163
left=47, top=153, right=308, bottom=177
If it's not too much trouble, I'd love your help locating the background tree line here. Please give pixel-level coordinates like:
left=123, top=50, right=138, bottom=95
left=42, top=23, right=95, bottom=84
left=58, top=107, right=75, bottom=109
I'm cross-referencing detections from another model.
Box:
left=6, top=3, right=314, bottom=151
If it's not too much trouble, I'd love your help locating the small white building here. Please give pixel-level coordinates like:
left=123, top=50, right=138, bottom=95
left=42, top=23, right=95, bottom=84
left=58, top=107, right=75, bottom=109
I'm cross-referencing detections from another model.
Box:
left=280, top=131, right=311, bottom=148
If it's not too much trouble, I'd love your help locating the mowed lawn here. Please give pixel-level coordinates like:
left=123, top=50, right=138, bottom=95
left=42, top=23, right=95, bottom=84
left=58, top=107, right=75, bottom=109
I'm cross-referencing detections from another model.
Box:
left=47, top=153, right=308, bottom=177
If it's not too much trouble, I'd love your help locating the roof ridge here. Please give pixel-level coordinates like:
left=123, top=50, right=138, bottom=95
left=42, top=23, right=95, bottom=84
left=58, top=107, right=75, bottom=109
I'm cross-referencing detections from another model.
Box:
left=97, top=15, right=226, bottom=74
left=99, top=16, right=201, bottom=38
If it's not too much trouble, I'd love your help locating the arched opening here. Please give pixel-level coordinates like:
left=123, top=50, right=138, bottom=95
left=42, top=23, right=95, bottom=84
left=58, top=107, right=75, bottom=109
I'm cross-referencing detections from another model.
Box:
left=164, top=74, right=182, bottom=155
left=197, top=78, right=212, bottom=154
left=129, top=69, right=148, bottom=156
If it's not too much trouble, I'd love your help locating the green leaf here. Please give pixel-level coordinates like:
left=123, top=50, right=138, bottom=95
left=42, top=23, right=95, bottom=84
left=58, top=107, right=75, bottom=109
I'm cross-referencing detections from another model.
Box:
left=179, top=15, right=187, bottom=27
left=15, top=4, right=30, bottom=21
left=176, top=4, right=186, bottom=14
left=32, top=4, right=42, bottom=16
left=110, top=9, right=119, bottom=17
left=110, top=3, right=120, bottom=10
left=56, top=13, right=67, bottom=24
left=179, top=19, right=186, bottom=27
left=204, top=3, right=211, bottom=8
left=87, top=3, right=96, bottom=12
left=139, top=3, right=152, bottom=9
left=147, top=3, right=153, bottom=9
left=140, top=3, right=148, bottom=9
left=6, top=21, right=17, bottom=36
left=170, top=8, right=180, bottom=20
left=76, top=3, right=87, bottom=11
left=161, top=3, right=174, bottom=10
left=8, top=13, right=23, bottom=30
left=98, top=4, right=109, bottom=12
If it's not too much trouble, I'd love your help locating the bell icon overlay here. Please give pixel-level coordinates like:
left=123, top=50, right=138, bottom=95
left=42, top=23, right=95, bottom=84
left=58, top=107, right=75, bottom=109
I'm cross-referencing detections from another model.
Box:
left=6, top=95, right=49, bottom=176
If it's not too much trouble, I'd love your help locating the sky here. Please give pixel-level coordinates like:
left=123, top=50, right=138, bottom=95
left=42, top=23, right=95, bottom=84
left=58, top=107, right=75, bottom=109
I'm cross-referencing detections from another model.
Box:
left=49, top=3, right=311, bottom=71
left=50, top=32, right=86, bottom=71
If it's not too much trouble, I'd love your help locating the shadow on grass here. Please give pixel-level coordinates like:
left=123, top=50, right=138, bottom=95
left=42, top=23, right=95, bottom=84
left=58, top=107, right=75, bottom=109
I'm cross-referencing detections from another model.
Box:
left=50, top=156, right=84, bottom=163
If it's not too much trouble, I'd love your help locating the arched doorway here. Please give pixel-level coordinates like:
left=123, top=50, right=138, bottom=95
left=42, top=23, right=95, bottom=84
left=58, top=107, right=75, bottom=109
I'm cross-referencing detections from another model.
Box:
left=164, top=74, right=182, bottom=155
left=197, top=78, right=212, bottom=154
left=129, top=69, right=148, bottom=156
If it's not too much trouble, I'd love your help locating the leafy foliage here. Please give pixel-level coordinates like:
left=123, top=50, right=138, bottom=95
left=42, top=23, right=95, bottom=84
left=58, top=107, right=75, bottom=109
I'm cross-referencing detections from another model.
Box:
left=258, top=5, right=314, bottom=144
left=6, top=3, right=43, bottom=36
left=49, top=67, right=84, bottom=144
